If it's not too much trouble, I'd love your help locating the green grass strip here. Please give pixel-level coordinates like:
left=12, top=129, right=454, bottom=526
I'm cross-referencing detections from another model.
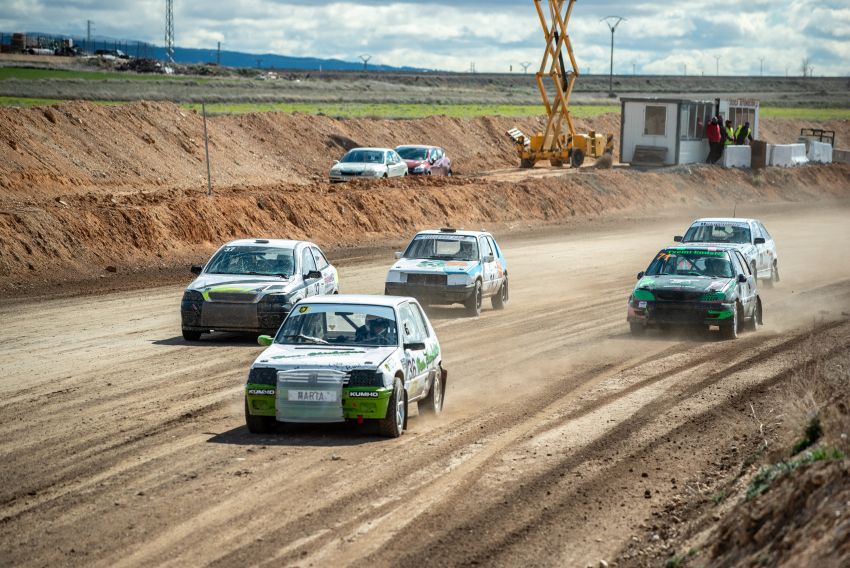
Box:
left=0, top=67, right=214, bottom=83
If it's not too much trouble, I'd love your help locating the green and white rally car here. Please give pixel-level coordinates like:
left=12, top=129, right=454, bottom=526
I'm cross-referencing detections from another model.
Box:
left=244, top=295, right=446, bottom=438
left=181, top=239, right=339, bottom=341
left=627, top=244, right=763, bottom=339
left=385, top=228, right=509, bottom=316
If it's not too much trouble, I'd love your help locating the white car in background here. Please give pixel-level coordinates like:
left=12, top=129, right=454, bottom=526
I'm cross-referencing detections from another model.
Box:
left=329, top=147, right=409, bottom=182
left=675, top=218, right=779, bottom=286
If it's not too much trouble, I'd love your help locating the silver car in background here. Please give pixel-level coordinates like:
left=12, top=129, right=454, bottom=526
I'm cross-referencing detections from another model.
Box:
left=329, top=147, right=409, bottom=182
left=675, top=217, right=780, bottom=286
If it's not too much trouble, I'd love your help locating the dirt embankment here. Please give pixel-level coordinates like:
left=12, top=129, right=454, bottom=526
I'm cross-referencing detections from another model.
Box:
left=1, top=101, right=849, bottom=295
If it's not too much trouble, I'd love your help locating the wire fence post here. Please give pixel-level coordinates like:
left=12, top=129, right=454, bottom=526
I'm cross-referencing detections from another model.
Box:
left=202, top=102, right=212, bottom=196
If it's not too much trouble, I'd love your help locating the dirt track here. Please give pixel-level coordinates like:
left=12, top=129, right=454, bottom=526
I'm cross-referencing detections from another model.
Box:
left=2, top=205, right=849, bottom=567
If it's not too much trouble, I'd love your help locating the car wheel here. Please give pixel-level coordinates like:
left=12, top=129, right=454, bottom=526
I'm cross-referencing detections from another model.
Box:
left=570, top=149, right=585, bottom=168
left=720, top=303, right=741, bottom=340
left=244, top=399, right=276, bottom=434
left=491, top=277, right=509, bottom=310
left=182, top=329, right=202, bottom=341
left=418, top=367, right=444, bottom=416
left=465, top=280, right=482, bottom=317
left=378, top=378, right=406, bottom=438
left=746, top=298, right=762, bottom=332
left=629, top=322, right=646, bottom=336
left=447, top=169, right=453, bottom=177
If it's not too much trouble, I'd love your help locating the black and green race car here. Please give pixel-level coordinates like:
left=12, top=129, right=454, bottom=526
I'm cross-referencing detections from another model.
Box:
left=627, top=245, right=763, bottom=339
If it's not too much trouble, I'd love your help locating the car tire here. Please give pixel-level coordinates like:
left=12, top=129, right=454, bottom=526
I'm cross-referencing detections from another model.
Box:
left=746, top=298, right=762, bottom=332
left=418, top=367, right=444, bottom=416
left=570, top=149, right=585, bottom=168
left=491, top=277, right=509, bottom=310
left=378, top=378, right=406, bottom=438
left=465, top=280, right=483, bottom=317
left=244, top=399, right=276, bottom=434
left=447, top=169, right=453, bottom=177
left=629, top=322, right=646, bottom=336
left=182, top=329, right=202, bottom=341
left=721, top=303, right=741, bottom=340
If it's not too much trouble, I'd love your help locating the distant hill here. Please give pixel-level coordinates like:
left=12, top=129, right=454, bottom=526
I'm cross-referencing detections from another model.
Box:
left=14, top=31, right=426, bottom=72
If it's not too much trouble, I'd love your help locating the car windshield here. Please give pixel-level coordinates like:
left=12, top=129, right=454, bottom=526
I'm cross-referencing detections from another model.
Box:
left=340, top=150, right=386, bottom=164
left=205, top=245, right=295, bottom=277
left=276, top=304, right=398, bottom=347
left=403, top=234, right=479, bottom=261
left=683, top=223, right=752, bottom=245
left=645, top=250, right=734, bottom=278
left=396, top=147, right=429, bottom=160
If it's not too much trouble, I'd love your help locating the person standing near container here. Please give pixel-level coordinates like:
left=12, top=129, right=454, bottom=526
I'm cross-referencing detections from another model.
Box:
left=706, top=117, right=722, bottom=163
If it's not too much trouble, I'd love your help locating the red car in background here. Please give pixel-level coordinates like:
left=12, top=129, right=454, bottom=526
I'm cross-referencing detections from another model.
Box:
left=396, top=145, right=453, bottom=176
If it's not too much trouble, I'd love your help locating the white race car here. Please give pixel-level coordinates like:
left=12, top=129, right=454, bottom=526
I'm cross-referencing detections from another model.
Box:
left=244, top=295, right=446, bottom=438
left=181, top=239, right=339, bottom=341
left=675, top=218, right=779, bottom=286
left=329, top=147, right=409, bottom=182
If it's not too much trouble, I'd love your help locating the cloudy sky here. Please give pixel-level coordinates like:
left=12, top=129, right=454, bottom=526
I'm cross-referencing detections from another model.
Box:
left=3, top=0, right=849, bottom=76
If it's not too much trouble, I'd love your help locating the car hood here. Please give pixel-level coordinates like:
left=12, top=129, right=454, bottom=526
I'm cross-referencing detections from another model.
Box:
left=188, top=274, right=294, bottom=296
left=391, top=258, right=478, bottom=274
left=635, top=275, right=734, bottom=294
left=254, top=344, right=397, bottom=371
left=332, top=163, right=383, bottom=172
left=404, top=159, right=429, bottom=168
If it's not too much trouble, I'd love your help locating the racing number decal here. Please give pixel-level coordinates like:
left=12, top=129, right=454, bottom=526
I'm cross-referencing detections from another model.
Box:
left=298, top=306, right=310, bottom=314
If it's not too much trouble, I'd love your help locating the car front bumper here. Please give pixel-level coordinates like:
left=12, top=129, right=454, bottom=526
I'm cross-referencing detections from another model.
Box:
left=386, top=281, right=476, bottom=304
left=627, top=300, right=735, bottom=327
left=246, top=385, right=392, bottom=421
left=181, top=300, right=289, bottom=334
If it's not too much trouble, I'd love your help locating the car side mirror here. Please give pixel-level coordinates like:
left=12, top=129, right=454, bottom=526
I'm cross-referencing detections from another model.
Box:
left=305, top=270, right=322, bottom=280
left=485, top=254, right=495, bottom=263
left=257, top=335, right=273, bottom=347
left=754, top=237, right=766, bottom=245
left=394, top=251, right=403, bottom=260
left=673, top=236, right=683, bottom=242
left=637, top=271, right=645, bottom=280
left=404, top=342, right=426, bottom=351
left=738, top=274, right=748, bottom=283
left=191, top=265, right=203, bottom=275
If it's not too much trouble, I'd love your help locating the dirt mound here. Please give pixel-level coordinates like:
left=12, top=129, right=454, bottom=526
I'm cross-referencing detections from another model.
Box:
left=706, top=459, right=850, bottom=567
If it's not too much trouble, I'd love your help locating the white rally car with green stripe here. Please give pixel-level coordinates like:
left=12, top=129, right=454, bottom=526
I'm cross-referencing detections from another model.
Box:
left=181, top=239, right=339, bottom=341
left=245, top=295, right=446, bottom=438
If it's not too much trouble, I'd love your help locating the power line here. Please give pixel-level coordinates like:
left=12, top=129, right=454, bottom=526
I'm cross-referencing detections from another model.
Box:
left=164, top=0, right=175, bottom=63
left=359, top=54, right=372, bottom=71
left=601, top=16, right=626, bottom=98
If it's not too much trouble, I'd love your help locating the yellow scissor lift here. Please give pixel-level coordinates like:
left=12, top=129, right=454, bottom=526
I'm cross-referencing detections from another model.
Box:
left=509, top=0, right=614, bottom=169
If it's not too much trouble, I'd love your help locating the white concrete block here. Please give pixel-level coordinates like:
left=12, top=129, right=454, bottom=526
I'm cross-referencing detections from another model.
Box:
left=834, top=149, right=850, bottom=164
left=770, top=144, right=809, bottom=167
left=807, top=141, right=833, bottom=163
left=722, top=145, right=752, bottom=168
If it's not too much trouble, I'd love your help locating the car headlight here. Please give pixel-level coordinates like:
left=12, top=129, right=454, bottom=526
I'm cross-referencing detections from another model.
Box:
left=413, top=165, right=426, bottom=172
left=258, top=293, right=292, bottom=311
left=386, top=270, right=406, bottom=283
left=447, top=273, right=472, bottom=286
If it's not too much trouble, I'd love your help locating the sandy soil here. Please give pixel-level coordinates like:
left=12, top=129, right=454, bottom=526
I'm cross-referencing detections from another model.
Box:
left=1, top=205, right=849, bottom=567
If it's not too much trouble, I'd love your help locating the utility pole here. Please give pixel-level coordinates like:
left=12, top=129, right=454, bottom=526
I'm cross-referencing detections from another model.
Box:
left=520, top=61, right=532, bottom=74
left=601, top=16, right=626, bottom=98
left=683, top=63, right=687, bottom=76
left=86, top=20, right=94, bottom=54
left=359, top=54, right=372, bottom=71
left=759, top=57, right=764, bottom=77
left=714, top=55, right=721, bottom=76
left=164, top=0, right=175, bottom=63
left=216, top=41, right=221, bottom=65
left=633, top=62, right=636, bottom=75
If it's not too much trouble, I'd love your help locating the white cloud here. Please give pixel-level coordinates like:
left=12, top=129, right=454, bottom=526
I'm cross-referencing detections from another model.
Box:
left=3, top=1, right=848, bottom=75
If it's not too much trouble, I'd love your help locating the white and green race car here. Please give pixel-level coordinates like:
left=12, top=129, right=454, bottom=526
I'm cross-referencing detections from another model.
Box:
left=244, top=295, right=446, bottom=438
left=181, top=239, right=339, bottom=341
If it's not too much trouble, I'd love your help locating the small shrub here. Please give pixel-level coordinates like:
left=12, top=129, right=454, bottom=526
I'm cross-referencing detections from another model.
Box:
left=791, top=415, right=823, bottom=455
left=746, top=447, right=845, bottom=500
